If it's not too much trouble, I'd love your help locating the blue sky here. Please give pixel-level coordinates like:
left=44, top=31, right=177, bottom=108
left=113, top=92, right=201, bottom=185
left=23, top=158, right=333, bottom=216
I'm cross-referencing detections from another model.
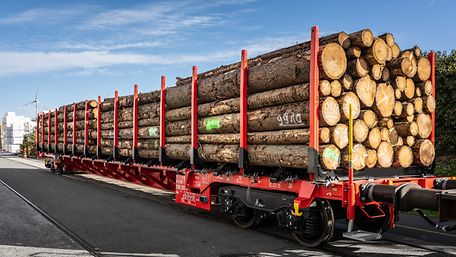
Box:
left=0, top=0, right=454, bottom=119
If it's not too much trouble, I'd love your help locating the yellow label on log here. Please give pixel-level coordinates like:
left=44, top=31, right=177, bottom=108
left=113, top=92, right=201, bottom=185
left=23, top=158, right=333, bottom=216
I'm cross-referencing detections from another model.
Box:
left=205, top=118, right=221, bottom=132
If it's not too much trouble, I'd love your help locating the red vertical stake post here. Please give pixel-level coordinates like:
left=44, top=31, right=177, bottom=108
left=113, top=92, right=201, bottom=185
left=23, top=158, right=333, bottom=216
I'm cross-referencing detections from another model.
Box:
left=132, top=84, right=139, bottom=162
left=190, top=66, right=198, bottom=168
left=159, top=76, right=167, bottom=165
left=41, top=113, right=45, bottom=150
left=47, top=112, right=51, bottom=151
left=308, top=26, right=320, bottom=179
left=239, top=50, right=249, bottom=173
left=54, top=109, right=58, bottom=153
left=35, top=113, right=39, bottom=152
left=72, top=103, right=77, bottom=155
left=428, top=52, right=436, bottom=144
left=113, top=91, right=119, bottom=160
left=97, top=96, right=102, bottom=158
left=84, top=100, right=89, bottom=156
left=63, top=105, right=67, bottom=155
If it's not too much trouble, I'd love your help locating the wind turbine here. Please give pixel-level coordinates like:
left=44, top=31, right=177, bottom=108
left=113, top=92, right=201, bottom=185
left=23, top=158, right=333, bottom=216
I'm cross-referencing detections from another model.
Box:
left=23, top=87, right=46, bottom=120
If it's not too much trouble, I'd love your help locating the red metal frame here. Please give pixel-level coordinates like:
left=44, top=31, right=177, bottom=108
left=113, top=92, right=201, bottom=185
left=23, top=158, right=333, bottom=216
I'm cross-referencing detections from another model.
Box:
left=84, top=100, right=89, bottom=155
left=72, top=103, right=77, bottom=154
left=63, top=105, right=68, bottom=153
left=97, top=96, right=102, bottom=157
left=133, top=85, right=139, bottom=161
left=47, top=112, right=51, bottom=149
left=38, top=26, right=448, bottom=229
left=54, top=109, right=58, bottom=152
left=35, top=113, right=39, bottom=150
left=113, top=90, right=119, bottom=159
left=41, top=113, right=45, bottom=147
left=309, top=26, right=320, bottom=156
left=191, top=66, right=198, bottom=168
left=239, top=49, right=248, bottom=172
left=428, top=52, right=436, bottom=143
left=159, top=76, right=167, bottom=165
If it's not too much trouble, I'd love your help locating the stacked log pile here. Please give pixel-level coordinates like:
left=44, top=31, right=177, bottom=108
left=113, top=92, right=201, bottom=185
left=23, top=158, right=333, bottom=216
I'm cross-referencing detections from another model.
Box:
left=160, top=32, right=352, bottom=169
left=56, top=100, right=98, bottom=154
left=39, top=28, right=436, bottom=172
left=159, top=29, right=435, bottom=170
left=99, top=91, right=161, bottom=158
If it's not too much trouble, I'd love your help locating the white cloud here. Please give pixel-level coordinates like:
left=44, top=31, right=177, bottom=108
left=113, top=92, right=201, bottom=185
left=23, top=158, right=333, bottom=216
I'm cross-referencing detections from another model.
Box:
left=0, top=50, right=238, bottom=77
left=0, top=33, right=311, bottom=77
left=55, top=41, right=165, bottom=51
left=80, top=2, right=222, bottom=36
left=0, top=6, right=92, bottom=25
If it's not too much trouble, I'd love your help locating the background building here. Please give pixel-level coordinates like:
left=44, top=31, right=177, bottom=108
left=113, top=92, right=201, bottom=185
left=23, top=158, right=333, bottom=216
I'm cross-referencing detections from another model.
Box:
left=1, top=112, right=35, bottom=153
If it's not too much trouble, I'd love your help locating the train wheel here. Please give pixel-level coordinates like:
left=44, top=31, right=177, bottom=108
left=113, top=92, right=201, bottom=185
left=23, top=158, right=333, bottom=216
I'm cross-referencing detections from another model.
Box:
left=231, top=203, right=262, bottom=229
left=354, top=203, right=392, bottom=234
left=292, top=199, right=335, bottom=248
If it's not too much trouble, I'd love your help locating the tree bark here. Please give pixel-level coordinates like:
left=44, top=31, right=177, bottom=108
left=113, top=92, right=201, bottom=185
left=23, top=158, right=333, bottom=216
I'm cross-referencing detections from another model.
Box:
left=347, top=58, right=369, bottom=78
left=349, top=29, right=373, bottom=48
left=101, top=91, right=160, bottom=111
left=379, top=33, right=395, bottom=47
left=165, top=83, right=310, bottom=122
left=364, top=38, right=389, bottom=65
left=167, top=43, right=346, bottom=109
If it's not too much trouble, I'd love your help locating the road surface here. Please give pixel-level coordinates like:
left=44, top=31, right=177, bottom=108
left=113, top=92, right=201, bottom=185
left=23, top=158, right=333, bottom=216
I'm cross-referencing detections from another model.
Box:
left=0, top=156, right=454, bottom=257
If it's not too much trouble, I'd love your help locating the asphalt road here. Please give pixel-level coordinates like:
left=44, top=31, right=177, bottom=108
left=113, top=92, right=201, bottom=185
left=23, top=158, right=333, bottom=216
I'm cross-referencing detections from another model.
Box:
left=0, top=156, right=454, bottom=257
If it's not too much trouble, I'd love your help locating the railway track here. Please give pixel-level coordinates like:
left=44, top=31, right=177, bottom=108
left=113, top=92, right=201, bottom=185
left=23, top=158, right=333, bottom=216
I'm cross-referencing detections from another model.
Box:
left=0, top=157, right=454, bottom=257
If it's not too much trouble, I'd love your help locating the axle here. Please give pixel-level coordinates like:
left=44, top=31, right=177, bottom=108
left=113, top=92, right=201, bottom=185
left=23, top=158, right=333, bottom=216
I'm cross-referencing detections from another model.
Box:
left=360, top=183, right=456, bottom=222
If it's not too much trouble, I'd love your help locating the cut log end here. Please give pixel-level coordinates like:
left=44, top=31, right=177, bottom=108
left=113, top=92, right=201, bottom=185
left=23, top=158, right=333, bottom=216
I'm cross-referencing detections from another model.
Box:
left=320, top=80, right=331, bottom=96
left=320, top=127, right=331, bottom=144
left=340, top=92, right=361, bottom=120
left=331, top=124, right=349, bottom=149
left=355, top=76, right=376, bottom=107
left=366, top=127, right=381, bottom=149
left=379, top=33, right=395, bottom=47
left=366, top=38, right=389, bottom=65
left=366, top=149, right=378, bottom=168
left=377, top=141, right=394, bottom=168
left=375, top=83, right=395, bottom=117
left=361, top=110, right=377, bottom=129
left=394, top=145, right=413, bottom=168
left=330, top=80, right=342, bottom=97
left=424, top=95, right=436, bottom=113
left=415, top=57, right=431, bottom=82
left=320, top=43, right=347, bottom=80
left=414, top=139, right=435, bottom=166
left=354, top=119, right=369, bottom=143
left=320, top=144, right=341, bottom=170
left=321, top=97, right=341, bottom=126
left=416, top=113, right=432, bottom=138
left=340, top=74, right=353, bottom=90
left=349, top=29, right=374, bottom=48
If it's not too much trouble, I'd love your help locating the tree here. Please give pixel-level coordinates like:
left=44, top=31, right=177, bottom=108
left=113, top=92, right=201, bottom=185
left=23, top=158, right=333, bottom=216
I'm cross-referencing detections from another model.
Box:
left=435, top=50, right=456, bottom=156
left=20, top=132, right=36, bottom=158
